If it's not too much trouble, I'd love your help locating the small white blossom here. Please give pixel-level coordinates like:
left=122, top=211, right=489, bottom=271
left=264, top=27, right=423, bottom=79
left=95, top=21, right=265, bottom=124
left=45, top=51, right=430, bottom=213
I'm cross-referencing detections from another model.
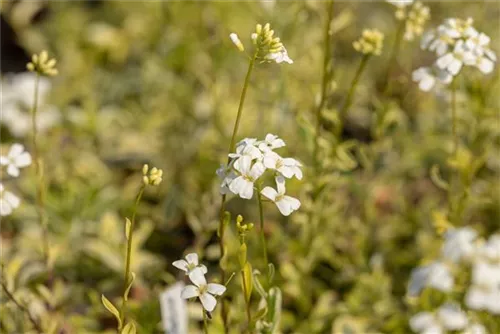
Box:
left=441, top=227, right=477, bottom=263
left=407, top=261, right=454, bottom=296
left=229, top=156, right=265, bottom=199
left=477, top=234, right=500, bottom=261
left=436, top=40, right=475, bottom=75
left=0, top=183, right=20, bottom=216
left=261, top=175, right=301, bottom=216
left=173, top=253, right=208, bottom=275
left=263, top=151, right=303, bottom=180
left=181, top=267, right=226, bottom=312
left=0, top=144, right=32, bottom=177
left=410, top=304, right=468, bottom=334
left=229, top=33, right=245, bottom=52
left=257, top=133, right=285, bottom=152
left=465, top=285, right=500, bottom=314
left=265, top=45, right=293, bottom=64
left=229, top=139, right=262, bottom=164
left=412, top=66, right=452, bottom=91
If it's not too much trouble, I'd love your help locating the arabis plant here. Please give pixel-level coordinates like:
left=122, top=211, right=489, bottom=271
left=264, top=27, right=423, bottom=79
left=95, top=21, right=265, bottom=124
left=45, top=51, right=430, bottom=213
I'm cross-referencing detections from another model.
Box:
left=173, top=253, right=208, bottom=275
left=217, top=134, right=302, bottom=216
left=180, top=267, right=226, bottom=313
left=413, top=17, right=497, bottom=91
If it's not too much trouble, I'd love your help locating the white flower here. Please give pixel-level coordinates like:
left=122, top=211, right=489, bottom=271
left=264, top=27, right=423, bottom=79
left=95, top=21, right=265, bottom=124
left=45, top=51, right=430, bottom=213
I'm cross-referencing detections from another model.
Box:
left=181, top=267, right=226, bottom=312
left=441, top=227, right=477, bottom=263
left=462, top=323, right=487, bottom=334
left=477, top=234, right=500, bottom=261
left=463, top=32, right=496, bottom=74
left=0, top=183, right=20, bottom=216
left=407, top=261, right=453, bottom=296
left=263, top=151, right=303, bottom=180
left=410, top=304, right=468, bottom=334
left=412, top=66, right=452, bottom=91
left=172, top=253, right=208, bottom=275
left=228, top=156, right=265, bottom=199
left=465, top=285, right=500, bottom=314
left=265, top=46, right=293, bottom=64
left=258, top=133, right=286, bottom=152
left=229, top=33, right=244, bottom=52
left=386, top=0, right=414, bottom=7
left=0, top=144, right=32, bottom=177
left=261, top=175, right=301, bottom=216
left=216, top=164, right=237, bottom=195
left=229, top=139, right=262, bottom=163
left=436, top=40, right=475, bottom=76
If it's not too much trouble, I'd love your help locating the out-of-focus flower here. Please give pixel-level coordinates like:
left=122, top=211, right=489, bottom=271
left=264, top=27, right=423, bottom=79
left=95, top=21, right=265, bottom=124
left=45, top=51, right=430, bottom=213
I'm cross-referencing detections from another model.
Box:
left=441, top=227, right=477, bottom=263
left=142, top=164, right=163, bottom=186
left=436, top=40, right=475, bottom=75
left=181, top=267, right=226, bottom=312
left=173, top=253, right=208, bottom=275
left=0, top=183, right=20, bottom=216
left=462, top=323, right=487, bottom=334
left=403, top=2, right=430, bottom=41
left=353, top=29, right=384, bottom=56
left=229, top=156, right=265, bottom=199
left=410, top=303, right=468, bottom=334
left=412, top=66, right=452, bottom=91
left=407, top=261, right=453, bottom=296
left=229, top=33, right=245, bottom=52
left=0, top=143, right=32, bottom=177
left=261, top=176, right=301, bottom=216
left=26, top=50, right=58, bottom=76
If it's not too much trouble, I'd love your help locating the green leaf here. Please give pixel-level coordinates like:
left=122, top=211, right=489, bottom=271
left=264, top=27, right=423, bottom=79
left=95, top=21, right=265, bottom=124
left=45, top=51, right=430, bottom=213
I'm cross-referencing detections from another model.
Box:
left=252, top=305, right=268, bottom=322
left=124, top=272, right=136, bottom=301
left=268, top=287, right=282, bottom=334
left=252, top=270, right=267, bottom=299
left=267, top=263, right=275, bottom=284
left=121, top=322, right=137, bottom=334
left=243, top=262, right=253, bottom=303
left=101, top=294, right=122, bottom=329
left=430, top=165, right=449, bottom=191
left=239, top=243, right=247, bottom=268
left=125, top=218, right=132, bottom=240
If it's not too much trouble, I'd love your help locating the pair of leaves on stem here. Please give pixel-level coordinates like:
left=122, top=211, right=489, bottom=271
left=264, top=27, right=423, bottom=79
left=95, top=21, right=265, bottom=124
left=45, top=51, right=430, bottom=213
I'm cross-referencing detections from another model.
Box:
left=101, top=271, right=136, bottom=333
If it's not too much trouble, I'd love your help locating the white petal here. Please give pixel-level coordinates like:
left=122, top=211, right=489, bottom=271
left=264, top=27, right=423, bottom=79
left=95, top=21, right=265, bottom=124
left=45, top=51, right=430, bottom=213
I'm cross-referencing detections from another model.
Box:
left=436, top=54, right=454, bottom=69
left=409, top=312, right=437, bottom=332
left=419, top=76, right=436, bottom=91
left=207, top=283, right=226, bottom=296
left=199, top=292, right=217, bottom=312
left=14, top=152, right=31, bottom=167
left=284, top=196, right=301, bottom=211
left=0, top=156, right=8, bottom=165
left=448, top=59, right=463, bottom=75
left=263, top=152, right=280, bottom=169
left=185, top=253, right=199, bottom=266
left=239, top=180, right=254, bottom=199
left=200, top=264, right=208, bottom=274
left=234, top=155, right=251, bottom=174
left=188, top=267, right=207, bottom=287
left=278, top=165, right=295, bottom=178
left=260, top=187, right=278, bottom=201
left=228, top=177, right=250, bottom=198
left=0, top=202, right=13, bottom=216
left=437, top=303, right=468, bottom=330
left=172, top=259, right=189, bottom=272
left=249, top=161, right=265, bottom=180
left=275, top=199, right=293, bottom=216
left=275, top=175, right=286, bottom=195
left=477, top=57, right=494, bottom=74
left=181, top=285, right=199, bottom=299
left=7, top=165, right=19, bottom=177
left=8, top=144, right=24, bottom=158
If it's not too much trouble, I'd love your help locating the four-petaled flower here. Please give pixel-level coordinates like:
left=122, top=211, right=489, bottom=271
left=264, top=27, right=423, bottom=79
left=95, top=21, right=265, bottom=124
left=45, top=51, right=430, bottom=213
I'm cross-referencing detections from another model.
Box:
left=180, top=267, right=226, bottom=312
left=258, top=133, right=286, bottom=152
left=229, top=156, right=265, bottom=199
left=261, top=176, right=301, bottom=216
left=0, top=143, right=32, bottom=177
left=172, top=253, right=208, bottom=275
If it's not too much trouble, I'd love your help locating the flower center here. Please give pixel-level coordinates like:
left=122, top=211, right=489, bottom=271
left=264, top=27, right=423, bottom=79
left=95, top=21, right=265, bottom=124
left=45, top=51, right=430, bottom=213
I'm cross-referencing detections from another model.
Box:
left=198, top=285, right=208, bottom=294
left=276, top=159, right=283, bottom=169
left=243, top=174, right=254, bottom=182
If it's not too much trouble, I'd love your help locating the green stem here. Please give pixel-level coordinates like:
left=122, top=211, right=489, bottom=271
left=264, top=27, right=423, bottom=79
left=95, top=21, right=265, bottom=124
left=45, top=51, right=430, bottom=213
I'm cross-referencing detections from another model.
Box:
left=448, top=78, right=459, bottom=224
left=384, top=18, right=405, bottom=96
left=31, top=73, right=50, bottom=271
left=1, top=280, right=44, bottom=334
left=313, top=0, right=335, bottom=172
left=119, top=185, right=145, bottom=329
left=240, top=269, right=252, bottom=331
left=218, top=51, right=258, bottom=333
left=336, top=54, right=370, bottom=139
left=256, top=185, right=268, bottom=269
left=203, top=310, right=209, bottom=334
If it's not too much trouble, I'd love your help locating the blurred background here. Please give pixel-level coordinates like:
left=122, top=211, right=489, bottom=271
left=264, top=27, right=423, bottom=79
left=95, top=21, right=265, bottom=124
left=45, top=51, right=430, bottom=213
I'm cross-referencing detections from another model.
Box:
left=1, top=1, right=499, bottom=333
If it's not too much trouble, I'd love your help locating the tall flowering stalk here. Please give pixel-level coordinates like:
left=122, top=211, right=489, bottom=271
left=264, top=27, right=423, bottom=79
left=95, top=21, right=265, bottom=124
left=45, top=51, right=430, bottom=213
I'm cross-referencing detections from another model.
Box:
left=26, top=51, right=57, bottom=281
left=101, top=164, right=163, bottom=333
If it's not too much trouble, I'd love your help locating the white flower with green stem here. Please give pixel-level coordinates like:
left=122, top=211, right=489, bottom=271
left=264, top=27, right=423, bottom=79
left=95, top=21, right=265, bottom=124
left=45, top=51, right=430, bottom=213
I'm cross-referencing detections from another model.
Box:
left=181, top=267, right=226, bottom=312
left=261, top=176, right=301, bottom=216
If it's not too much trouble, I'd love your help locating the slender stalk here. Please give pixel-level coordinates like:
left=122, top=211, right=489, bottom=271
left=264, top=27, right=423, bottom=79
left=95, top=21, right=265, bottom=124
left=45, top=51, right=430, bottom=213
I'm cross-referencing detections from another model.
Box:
left=336, top=54, right=370, bottom=139
left=313, top=0, right=335, bottom=172
left=218, top=51, right=258, bottom=333
left=30, top=73, right=50, bottom=271
left=240, top=270, right=252, bottom=331
left=1, top=281, right=44, bottom=334
left=119, top=185, right=145, bottom=329
left=384, top=18, right=405, bottom=96
left=448, top=78, right=459, bottom=223
left=202, top=310, right=209, bottom=334
left=256, top=185, right=268, bottom=269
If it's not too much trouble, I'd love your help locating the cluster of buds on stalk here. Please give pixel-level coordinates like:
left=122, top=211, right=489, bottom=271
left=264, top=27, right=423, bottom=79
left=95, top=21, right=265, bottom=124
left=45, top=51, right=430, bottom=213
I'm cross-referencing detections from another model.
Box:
left=353, top=29, right=385, bottom=56
left=142, top=164, right=163, bottom=186
left=27, top=51, right=58, bottom=76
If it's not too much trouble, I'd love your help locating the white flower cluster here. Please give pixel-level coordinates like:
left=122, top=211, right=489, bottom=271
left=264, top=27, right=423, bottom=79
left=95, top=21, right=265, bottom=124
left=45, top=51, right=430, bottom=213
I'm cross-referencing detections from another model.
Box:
left=408, top=228, right=500, bottom=333
left=1, top=73, right=61, bottom=137
left=0, top=144, right=32, bottom=216
left=217, top=134, right=302, bottom=216
left=173, top=253, right=226, bottom=312
left=413, top=18, right=497, bottom=91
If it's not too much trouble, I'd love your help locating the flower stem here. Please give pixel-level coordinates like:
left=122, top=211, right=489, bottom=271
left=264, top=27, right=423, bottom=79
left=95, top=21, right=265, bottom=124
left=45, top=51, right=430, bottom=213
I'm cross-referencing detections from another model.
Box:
left=313, top=0, right=335, bottom=172
left=336, top=54, right=370, bottom=139
left=256, top=184, right=268, bottom=269
left=384, top=18, right=405, bottom=96
left=218, top=51, right=257, bottom=333
left=240, top=270, right=252, bottom=331
left=448, top=78, right=459, bottom=224
left=202, top=310, right=209, bottom=334
left=119, top=185, right=145, bottom=329
left=1, top=279, right=44, bottom=334
left=30, top=73, right=50, bottom=273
